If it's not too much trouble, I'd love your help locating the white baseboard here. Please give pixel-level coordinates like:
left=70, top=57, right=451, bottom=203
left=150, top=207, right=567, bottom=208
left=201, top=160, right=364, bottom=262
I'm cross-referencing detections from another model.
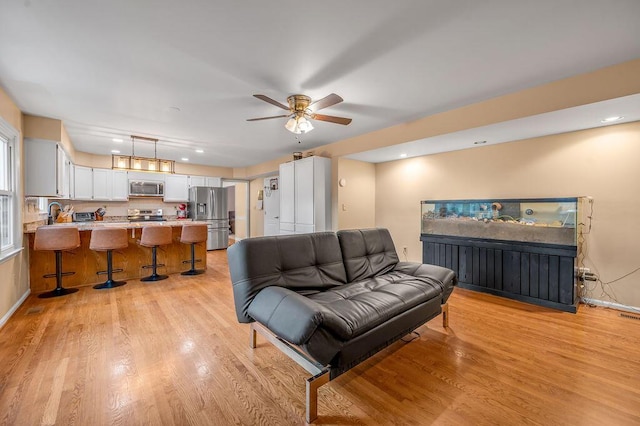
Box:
left=580, top=297, right=640, bottom=314
left=0, top=289, right=31, bottom=329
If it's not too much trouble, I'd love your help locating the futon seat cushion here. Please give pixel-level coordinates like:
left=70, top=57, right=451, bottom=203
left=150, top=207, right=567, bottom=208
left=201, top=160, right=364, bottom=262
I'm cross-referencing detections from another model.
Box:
left=308, top=271, right=442, bottom=340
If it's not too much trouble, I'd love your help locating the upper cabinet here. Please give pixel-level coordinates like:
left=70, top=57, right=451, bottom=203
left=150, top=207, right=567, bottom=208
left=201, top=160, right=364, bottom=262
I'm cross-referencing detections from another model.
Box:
left=24, top=138, right=72, bottom=198
left=206, top=177, right=222, bottom=187
left=111, top=170, right=128, bottom=201
left=188, top=175, right=222, bottom=188
left=188, top=175, right=206, bottom=187
left=279, top=156, right=331, bottom=235
left=164, top=174, right=189, bottom=202
left=73, top=167, right=128, bottom=201
left=73, top=166, right=93, bottom=200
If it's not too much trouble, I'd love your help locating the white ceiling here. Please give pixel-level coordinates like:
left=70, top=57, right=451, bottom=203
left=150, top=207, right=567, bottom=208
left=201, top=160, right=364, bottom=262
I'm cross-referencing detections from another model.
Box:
left=1, top=1, right=639, bottom=168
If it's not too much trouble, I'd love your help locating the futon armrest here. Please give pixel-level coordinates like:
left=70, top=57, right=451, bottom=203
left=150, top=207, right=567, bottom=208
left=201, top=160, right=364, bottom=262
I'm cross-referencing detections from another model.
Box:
left=247, top=287, right=326, bottom=345
left=393, top=261, right=457, bottom=302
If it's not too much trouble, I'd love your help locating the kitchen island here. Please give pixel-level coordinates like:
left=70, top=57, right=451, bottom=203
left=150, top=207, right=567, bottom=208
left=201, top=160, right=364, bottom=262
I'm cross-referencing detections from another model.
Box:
left=26, top=221, right=207, bottom=293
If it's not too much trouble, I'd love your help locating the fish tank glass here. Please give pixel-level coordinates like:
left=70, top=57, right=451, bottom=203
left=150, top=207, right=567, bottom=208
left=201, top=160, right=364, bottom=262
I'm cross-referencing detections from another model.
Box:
left=421, top=198, right=584, bottom=246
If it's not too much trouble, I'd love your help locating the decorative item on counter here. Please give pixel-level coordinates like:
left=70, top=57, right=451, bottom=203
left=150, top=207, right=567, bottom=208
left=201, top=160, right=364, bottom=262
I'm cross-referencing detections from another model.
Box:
left=56, top=205, right=74, bottom=223
left=176, top=203, right=188, bottom=219
left=95, top=207, right=106, bottom=221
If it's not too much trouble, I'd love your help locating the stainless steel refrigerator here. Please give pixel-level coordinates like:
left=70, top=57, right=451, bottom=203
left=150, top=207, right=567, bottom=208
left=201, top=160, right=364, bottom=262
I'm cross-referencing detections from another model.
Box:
left=189, top=186, right=229, bottom=250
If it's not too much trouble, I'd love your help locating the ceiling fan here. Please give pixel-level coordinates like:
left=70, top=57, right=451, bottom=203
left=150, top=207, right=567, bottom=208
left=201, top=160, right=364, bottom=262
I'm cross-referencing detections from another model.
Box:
left=247, top=93, right=352, bottom=134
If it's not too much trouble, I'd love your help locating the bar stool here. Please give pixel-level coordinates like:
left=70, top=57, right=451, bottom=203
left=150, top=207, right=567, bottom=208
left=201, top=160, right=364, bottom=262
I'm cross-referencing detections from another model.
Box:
left=140, top=226, right=173, bottom=282
left=34, top=226, right=80, bottom=298
left=90, top=227, right=128, bottom=289
left=180, top=223, right=208, bottom=275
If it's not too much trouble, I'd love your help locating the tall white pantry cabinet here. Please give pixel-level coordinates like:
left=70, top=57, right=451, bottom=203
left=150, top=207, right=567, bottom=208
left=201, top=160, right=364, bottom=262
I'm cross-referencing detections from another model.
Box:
left=279, top=156, right=331, bottom=234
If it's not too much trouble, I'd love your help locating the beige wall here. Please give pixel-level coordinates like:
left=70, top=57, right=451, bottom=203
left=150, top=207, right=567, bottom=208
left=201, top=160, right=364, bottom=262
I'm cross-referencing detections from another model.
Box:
left=23, top=115, right=77, bottom=161
left=376, top=121, right=640, bottom=308
left=0, top=88, right=29, bottom=326
left=337, top=158, right=376, bottom=230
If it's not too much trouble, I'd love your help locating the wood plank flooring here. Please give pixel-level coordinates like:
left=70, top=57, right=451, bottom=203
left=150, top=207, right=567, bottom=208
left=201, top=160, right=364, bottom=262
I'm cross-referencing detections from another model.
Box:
left=1, top=249, right=639, bottom=425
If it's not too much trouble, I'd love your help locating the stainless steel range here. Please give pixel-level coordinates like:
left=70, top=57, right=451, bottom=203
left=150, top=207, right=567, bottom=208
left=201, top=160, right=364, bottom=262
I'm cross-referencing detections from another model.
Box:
left=127, top=208, right=165, bottom=222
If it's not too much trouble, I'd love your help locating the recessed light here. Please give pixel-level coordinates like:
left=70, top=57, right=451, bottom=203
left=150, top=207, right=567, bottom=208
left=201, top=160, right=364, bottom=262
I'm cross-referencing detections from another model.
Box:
left=601, top=116, right=624, bottom=123
left=112, top=138, right=123, bottom=143
left=473, top=140, right=487, bottom=145
left=195, top=149, right=204, bottom=153
left=399, top=153, right=407, bottom=158
left=111, top=149, right=120, bottom=154
left=181, top=157, right=189, bottom=161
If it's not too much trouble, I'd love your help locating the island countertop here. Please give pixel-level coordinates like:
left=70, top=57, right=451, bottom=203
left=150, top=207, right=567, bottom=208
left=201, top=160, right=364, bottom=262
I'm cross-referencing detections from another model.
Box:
left=24, top=219, right=195, bottom=233
left=26, top=220, right=208, bottom=293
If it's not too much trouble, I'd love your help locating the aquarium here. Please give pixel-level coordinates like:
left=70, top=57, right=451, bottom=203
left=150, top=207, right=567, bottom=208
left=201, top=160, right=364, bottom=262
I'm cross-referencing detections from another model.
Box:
left=421, top=198, right=583, bottom=246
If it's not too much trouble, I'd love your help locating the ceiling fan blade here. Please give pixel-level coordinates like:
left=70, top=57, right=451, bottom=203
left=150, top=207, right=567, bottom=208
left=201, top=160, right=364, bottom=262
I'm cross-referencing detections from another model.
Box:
left=309, top=93, right=343, bottom=111
left=311, top=113, right=352, bottom=125
left=253, top=94, right=289, bottom=110
left=246, top=114, right=289, bottom=121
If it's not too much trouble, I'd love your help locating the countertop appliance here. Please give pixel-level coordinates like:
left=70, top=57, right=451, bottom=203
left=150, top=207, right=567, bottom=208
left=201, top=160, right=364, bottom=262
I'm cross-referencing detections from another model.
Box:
left=189, top=186, right=229, bottom=250
left=127, top=208, right=166, bottom=222
left=129, top=180, right=164, bottom=197
left=73, top=211, right=95, bottom=222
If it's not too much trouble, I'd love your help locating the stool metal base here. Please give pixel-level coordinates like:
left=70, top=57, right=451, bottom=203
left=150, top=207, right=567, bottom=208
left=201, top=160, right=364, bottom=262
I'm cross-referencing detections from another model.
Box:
left=93, top=280, right=127, bottom=289
left=181, top=242, right=205, bottom=276
left=181, top=269, right=205, bottom=276
left=141, top=273, right=168, bottom=282
left=38, top=287, right=79, bottom=299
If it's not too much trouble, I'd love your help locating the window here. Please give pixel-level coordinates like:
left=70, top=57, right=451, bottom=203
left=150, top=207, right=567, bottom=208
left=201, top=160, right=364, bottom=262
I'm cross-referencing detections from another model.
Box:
left=0, top=117, right=21, bottom=262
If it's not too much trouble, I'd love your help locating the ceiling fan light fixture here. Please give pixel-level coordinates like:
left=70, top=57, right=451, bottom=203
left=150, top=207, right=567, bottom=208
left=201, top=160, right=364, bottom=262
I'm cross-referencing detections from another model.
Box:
left=285, top=115, right=314, bottom=134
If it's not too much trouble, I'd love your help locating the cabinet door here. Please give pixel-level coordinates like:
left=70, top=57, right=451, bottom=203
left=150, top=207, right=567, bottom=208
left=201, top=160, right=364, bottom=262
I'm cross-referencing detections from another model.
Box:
left=112, top=170, right=128, bottom=200
left=164, top=174, right=189, bottom=202
left=56, top=146, right=68, bottom=198
left=205, top=177, right=222, bottom=187
left=24, top=138, right=58, bottom=197
left=92, top=168, right=111, bottom=200
left=294, top=158, right=315, bottom=226
left=279, top=162, right=295, bottom=229
left=189, top=175, right=206, bottom=187
left=74, top=166, right=93, bottom=200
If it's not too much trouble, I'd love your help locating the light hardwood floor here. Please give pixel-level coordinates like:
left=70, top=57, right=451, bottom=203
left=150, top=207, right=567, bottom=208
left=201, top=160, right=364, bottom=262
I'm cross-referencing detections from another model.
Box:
left=1, top=249, right=639, bottom=425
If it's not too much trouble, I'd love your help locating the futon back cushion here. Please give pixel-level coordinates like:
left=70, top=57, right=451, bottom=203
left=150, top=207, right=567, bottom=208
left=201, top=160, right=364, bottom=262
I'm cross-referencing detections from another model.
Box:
left=337, top=228, right=399, bottom=282
left=227, top=232, right=347, bottom=323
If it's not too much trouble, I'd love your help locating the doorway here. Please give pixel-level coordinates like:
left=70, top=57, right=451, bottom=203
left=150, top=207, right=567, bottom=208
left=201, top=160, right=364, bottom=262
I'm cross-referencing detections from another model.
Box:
left=222, top=179, right=250, bottom=241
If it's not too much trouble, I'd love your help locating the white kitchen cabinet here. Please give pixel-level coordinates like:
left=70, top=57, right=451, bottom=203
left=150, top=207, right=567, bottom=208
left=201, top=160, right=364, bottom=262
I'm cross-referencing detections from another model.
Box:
left=73, top=166, right=93, bottom=200
left=205, top=177, right=222, bottom=187
left=92, top=168, right=111, bottom=200
left=279, top=156, right=331, bottom=235
left=111, top=170, right=128, bottom=201
left=279, top=162, right=295, bottom=230
left=164, top=174, right=189, bottom=202
left=57, top=147, right=72, bottom=198
left=189, top=175, right=206, bottom=187
left=24, top=138, right=72, bottom=197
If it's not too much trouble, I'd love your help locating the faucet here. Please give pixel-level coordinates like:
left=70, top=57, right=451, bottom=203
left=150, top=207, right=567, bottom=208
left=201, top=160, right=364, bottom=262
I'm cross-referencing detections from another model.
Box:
left=47, top=201, right=62, bottom=225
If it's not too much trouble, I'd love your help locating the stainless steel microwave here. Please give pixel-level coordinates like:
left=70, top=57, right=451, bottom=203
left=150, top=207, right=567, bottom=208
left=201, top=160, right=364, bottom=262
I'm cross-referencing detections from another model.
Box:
left=129, top=180, right=164, bottom=197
